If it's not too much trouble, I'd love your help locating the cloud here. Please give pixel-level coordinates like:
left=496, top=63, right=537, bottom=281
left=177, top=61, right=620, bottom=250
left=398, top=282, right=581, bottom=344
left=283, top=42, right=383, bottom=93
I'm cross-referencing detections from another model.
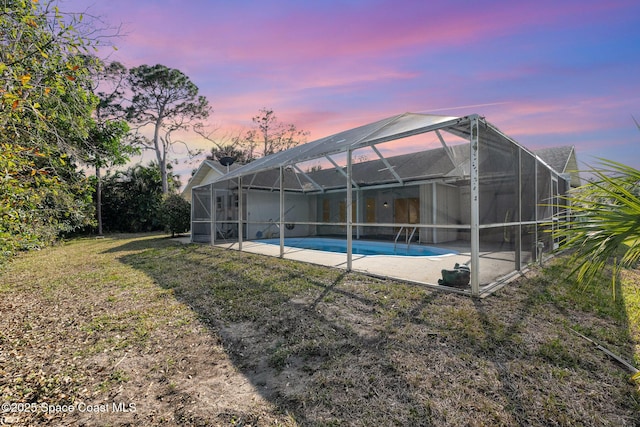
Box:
left=63, top=0, right=640, bottom=175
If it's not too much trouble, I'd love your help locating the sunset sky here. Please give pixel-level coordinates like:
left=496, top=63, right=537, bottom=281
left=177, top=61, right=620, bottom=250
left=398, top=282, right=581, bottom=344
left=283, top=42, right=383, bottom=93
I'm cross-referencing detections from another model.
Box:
left=63, top=0, right=640, bottom=184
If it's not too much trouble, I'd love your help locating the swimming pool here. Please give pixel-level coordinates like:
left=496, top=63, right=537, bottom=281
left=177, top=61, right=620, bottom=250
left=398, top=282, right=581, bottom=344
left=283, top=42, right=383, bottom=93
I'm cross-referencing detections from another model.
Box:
left=259, top=237, right=457, bottom=257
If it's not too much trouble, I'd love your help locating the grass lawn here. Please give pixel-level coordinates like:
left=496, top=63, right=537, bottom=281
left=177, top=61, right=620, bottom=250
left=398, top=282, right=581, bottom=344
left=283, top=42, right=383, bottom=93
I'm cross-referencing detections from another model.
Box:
left=1, top=233, right=639, bottom=426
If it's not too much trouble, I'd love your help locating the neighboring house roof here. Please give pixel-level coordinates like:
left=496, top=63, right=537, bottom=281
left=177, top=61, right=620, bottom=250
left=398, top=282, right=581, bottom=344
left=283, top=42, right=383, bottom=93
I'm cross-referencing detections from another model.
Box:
left=534, top=145, right=581, bottom=187
left=181, top=159, right=243, bottom=201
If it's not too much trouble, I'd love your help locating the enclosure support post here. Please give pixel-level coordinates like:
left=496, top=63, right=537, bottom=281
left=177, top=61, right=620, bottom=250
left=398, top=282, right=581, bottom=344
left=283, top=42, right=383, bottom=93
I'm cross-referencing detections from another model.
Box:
left=346, top=149, right=353, bottom=271
left=534, top=158, right=539, bottom=262
left=356, top=190, right=361, bottom=240
left=190, top=189, right=195, bottom=243
left=432, top=182, right=438, bottom=244
left=470, top=115, right=481, bottom=297
left=238, top=176, right=243, bottom=251
left=279, top=166, right=285, bottom=258
left=515, top=149, right=522, bottom=269
left=210, top=185, right=216, bottom=246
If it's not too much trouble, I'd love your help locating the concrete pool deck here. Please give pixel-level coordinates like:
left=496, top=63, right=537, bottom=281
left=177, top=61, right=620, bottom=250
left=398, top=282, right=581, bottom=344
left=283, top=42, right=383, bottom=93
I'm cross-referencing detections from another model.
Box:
left=202, top=239, right=528, bottom=297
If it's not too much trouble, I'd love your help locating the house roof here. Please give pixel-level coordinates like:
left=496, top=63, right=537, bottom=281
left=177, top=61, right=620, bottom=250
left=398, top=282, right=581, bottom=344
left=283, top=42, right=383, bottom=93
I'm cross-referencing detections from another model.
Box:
left=215, top=112, right=463, bottom=184
left=194, top=112, right=579, bottom=193
left=299, top=144, right=470, bottom=191
left=181, top=159, right=243, bottom=198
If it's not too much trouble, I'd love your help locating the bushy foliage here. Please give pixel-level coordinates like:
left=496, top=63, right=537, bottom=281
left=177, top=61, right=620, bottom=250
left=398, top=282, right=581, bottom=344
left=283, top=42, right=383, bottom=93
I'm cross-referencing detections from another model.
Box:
left=0, top=143, right=94, bottom=258
left=0, top=0, right=100, bottom=261
left=100, top=163, right=180, bottom=233
left=159, top=194, right=191, bottom=237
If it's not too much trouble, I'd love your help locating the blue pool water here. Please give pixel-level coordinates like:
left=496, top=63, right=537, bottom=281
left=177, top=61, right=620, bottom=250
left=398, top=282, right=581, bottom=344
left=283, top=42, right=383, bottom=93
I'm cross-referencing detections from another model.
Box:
left=259, top=237, right=457, bottom=257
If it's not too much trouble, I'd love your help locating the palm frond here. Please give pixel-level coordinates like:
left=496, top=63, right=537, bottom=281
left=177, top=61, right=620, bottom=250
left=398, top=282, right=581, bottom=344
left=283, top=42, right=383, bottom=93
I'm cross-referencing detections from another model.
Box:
left=553, top=155, right=640, bottom=293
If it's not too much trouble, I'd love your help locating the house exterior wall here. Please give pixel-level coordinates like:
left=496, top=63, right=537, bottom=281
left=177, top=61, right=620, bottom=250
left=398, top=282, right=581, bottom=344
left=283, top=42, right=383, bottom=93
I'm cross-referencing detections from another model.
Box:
left=419, top=183, right=460, bottom=244
left=201, top=168, right=223, bottom=186
left=312, top=184, right=463, bottom=242
left=245, top=191, right=311, bottom=239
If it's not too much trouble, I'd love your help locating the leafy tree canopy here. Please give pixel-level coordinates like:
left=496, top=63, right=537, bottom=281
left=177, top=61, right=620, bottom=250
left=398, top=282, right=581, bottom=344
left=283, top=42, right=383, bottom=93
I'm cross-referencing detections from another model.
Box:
left=201, top=108, right=309, bottom=166
left=246, top=108, right=309, bottom=159
left=0, top=0, right=104, bottom=259
left=126, top=64, right=210, bottom=193
left=1, top=0, right=100, bottom=154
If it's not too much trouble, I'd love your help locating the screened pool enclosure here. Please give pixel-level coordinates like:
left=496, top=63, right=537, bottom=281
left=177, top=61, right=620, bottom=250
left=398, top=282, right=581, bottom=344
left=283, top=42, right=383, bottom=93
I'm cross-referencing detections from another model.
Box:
left=191, top=113, right=574, bottom=297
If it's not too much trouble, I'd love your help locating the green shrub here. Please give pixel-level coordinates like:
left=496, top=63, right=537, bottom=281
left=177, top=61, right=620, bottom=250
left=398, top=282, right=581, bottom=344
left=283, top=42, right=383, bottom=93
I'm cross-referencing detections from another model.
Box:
left=159, top=194, right=191, bottom=237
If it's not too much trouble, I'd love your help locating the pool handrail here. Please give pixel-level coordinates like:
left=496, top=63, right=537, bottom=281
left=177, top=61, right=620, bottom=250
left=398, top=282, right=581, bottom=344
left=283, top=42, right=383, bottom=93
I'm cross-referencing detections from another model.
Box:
left=394, top=226, right=418, bottom=250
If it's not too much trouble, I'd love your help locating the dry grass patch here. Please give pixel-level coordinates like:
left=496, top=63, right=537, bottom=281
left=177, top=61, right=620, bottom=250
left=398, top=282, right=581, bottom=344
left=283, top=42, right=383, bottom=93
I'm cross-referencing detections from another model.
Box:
left=0, top=233, right=639, bottom=426
left=0, top=235, right=292, bottom=426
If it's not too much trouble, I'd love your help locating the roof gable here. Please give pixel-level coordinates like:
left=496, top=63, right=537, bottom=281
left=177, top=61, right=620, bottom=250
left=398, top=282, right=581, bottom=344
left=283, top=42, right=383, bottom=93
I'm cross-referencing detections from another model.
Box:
left=535, top=146, right=581, bottom=187
left=181, top=160, right=242, bottom=200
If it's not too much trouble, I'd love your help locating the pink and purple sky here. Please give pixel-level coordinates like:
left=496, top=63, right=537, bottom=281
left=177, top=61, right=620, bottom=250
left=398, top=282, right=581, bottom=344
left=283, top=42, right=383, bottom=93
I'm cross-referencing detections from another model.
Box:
left=64, top=0, right=640, bottom=184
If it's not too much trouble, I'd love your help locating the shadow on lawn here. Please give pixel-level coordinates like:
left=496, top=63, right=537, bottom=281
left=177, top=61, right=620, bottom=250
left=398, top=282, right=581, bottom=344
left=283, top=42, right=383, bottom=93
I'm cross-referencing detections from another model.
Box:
left=100, top=233, right=179, bottom=253
left=109, top=236, right=441, bottom=424
left=110, top=235, right=640, bottom=426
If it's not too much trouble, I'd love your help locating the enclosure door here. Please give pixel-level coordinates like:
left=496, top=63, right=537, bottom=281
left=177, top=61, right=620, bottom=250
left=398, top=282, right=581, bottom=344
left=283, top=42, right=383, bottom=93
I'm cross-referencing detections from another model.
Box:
left=215, top=191, right=238, bottom=239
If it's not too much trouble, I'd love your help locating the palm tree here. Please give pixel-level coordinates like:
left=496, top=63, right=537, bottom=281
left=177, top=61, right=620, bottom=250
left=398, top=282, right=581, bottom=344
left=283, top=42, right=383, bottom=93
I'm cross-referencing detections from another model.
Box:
left=555, top=158, right=640, bottom=295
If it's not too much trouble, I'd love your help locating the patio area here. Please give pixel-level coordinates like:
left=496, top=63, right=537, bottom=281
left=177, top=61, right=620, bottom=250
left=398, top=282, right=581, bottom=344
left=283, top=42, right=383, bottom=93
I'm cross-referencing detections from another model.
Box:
left=188, top=113, right=577, bottom=297
left=210, top=238, right=534, bottom=297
